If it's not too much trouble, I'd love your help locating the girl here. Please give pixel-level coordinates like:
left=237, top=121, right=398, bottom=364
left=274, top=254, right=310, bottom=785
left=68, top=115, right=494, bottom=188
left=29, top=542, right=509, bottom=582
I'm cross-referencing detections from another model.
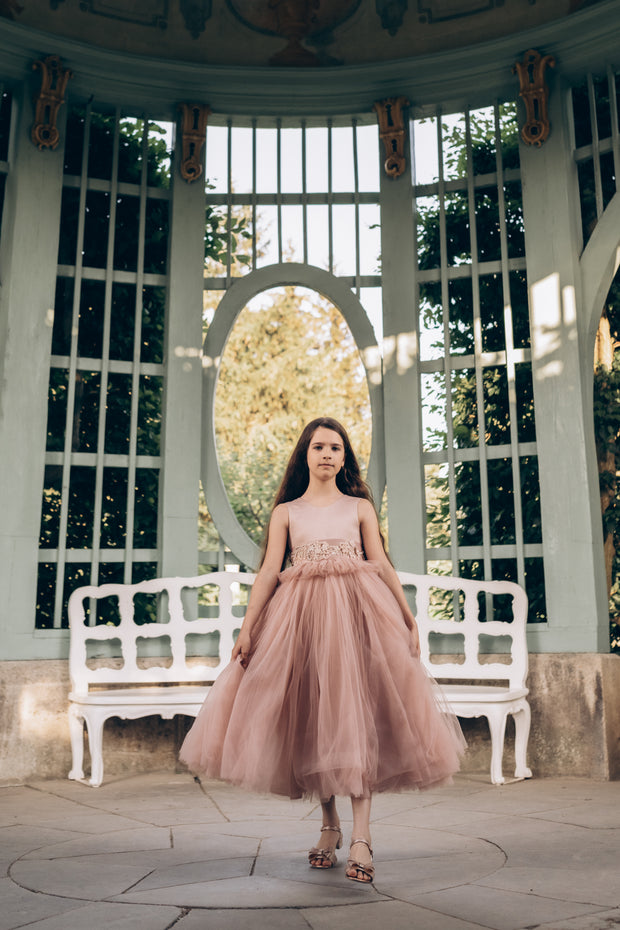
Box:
left=180, top=417, right=465, bottom=884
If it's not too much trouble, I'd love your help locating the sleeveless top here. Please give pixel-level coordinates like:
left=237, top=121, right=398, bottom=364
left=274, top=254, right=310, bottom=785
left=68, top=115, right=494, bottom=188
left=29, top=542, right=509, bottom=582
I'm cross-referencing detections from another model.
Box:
left=286, top=496, right=364, bottom=565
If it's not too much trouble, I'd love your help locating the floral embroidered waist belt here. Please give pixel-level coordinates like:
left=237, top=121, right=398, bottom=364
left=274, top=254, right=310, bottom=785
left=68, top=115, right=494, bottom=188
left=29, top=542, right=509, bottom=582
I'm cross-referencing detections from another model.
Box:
left=289, top=540, right=364, bottom=565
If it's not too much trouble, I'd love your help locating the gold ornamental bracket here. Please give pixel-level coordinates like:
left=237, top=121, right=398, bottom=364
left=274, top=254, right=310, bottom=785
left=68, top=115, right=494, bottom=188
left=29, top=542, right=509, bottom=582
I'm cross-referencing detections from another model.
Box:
left=178, top=103, right=210, bottom=182
left=513, top=49, right=556, bottom=147
left=373, top=96, right=410, bottom=178
left=31, top=55, right=72, bottom=150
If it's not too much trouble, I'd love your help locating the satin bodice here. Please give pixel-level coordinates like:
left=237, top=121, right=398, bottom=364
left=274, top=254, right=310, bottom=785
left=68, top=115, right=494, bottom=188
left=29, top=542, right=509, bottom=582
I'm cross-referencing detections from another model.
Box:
left=286, top=496, right=363, bottom=564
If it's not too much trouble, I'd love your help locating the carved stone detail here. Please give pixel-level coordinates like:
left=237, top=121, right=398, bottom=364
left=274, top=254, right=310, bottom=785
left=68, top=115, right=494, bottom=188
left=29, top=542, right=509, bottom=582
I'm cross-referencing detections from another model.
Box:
left=376, top=0, right=408, bottom=35
left=78, top=0, right=168, bottom=28
left=31, top=55, right=72, bottom=150
left=373, top=96, right=409, bottom=178
left=418, top=0, right=501, bottom=23
left=513, top=48, right=556, bottom=147
left=268, top=0, right=321, bottom=66
left=0, top=0, right=23, bottom=19
left=180, top=0, right=212, bottom=38
left=178, top=103, right=210, bottom=182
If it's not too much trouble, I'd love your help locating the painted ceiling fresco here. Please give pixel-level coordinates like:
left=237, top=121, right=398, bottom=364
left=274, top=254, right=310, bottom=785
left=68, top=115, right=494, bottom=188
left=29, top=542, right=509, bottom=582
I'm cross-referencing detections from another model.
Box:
left=0, top=0, right=605, bottom=65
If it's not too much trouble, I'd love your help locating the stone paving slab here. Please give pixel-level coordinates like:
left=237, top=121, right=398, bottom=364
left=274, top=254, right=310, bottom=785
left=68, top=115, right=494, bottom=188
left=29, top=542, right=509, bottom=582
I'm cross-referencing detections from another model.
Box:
left=2, top=772, right=619, bottom=930
left=20, top=825, right=172, bottom=860
left=0, top=876, right=85, bottom=930
left=173, top=906, right=312, bottom=929
left=301, top=899, right=498, bottom=930
left=9, top=902, right=182, bottom=930
left=478, top=864, right=620, bottom=908
left=534, top=911, right=620, bottom=930
left=116, top=873, right=378, bottom=908
left=408, top=883, right=605, bottom=930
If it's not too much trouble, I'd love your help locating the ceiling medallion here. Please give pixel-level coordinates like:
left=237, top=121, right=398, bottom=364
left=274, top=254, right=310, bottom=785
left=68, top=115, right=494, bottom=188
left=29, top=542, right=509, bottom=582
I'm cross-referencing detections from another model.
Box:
left=227, top=0, right=361, bottom=66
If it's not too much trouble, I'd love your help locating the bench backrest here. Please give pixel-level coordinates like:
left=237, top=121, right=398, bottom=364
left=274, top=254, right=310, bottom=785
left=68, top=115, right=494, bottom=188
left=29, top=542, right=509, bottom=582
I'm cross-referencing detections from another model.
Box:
left=68, top=570, right=528, bottom=694
left=397, top=571, right=528, bottom=690
left=68, top=572, right=256, bottom=694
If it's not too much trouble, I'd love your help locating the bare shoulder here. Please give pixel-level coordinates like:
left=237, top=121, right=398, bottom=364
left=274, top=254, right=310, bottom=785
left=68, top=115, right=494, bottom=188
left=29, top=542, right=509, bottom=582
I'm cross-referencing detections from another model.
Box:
left=357, top=498, right=378, bottom=521
left=270, top=502, right=290, bottom=528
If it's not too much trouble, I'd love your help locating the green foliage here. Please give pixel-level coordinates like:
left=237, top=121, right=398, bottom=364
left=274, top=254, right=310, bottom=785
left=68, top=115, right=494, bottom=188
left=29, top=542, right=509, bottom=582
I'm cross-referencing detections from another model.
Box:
left=38, top=106, right=247, bottom=627
left=572, top=78, right=618, bottom=247
left=205, top=194, right=253, bottom=269
left=213, top=286, right=372, bottom=546
left=593, top=275, right=620, bottom=653
left=416, top=105, right=546, bottom=623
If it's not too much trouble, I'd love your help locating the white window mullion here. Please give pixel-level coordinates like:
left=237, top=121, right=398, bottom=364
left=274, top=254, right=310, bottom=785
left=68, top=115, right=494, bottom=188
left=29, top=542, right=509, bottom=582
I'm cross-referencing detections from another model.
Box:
left=436, top=110, right=459, bottom=577
left=276, top=118, right=283, bottom=263
left=225, top=119, right=233, bottom=286
left=608, top=66, right=620, bottom=196
left=327, top=119, right=334, bottom=274
left=587, top=74, right=604, bottom=219
left=251, top=119, right=258, bottom=271
left=301, top=120, right=308, bottom=265
left=465, top=109, right=493, bottom=593
left=352, top=117, right=361, bottom=297
left=494, top=102, right=525, bottom=588
left=54, top=104, right=93, bottom=628
left=91, top=108, right=121, bottom=599
left=124, top=120, right=149, bottom=584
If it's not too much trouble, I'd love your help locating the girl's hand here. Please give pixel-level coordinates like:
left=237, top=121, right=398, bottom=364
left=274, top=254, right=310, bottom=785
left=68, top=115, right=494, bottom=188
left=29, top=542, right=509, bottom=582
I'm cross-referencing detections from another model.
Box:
left=407, top=617, right=421, bottom=658
left=232, top=629, right=252, bottom=668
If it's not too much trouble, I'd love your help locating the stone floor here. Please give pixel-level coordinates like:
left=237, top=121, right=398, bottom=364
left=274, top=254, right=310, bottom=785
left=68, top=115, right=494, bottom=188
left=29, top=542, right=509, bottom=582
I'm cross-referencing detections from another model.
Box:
left=1, top=771, right=620, bottom=930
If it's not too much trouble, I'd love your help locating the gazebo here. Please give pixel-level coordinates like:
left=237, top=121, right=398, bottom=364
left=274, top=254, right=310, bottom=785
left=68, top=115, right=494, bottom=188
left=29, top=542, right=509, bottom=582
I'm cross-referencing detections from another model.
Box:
left=0, top=0, right=618, bottom=783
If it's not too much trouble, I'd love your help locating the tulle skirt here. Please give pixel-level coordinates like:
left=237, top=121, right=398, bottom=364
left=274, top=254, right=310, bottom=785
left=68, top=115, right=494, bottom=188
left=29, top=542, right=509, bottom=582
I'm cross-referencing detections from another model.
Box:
left=179, top=556, right=466, bottom=800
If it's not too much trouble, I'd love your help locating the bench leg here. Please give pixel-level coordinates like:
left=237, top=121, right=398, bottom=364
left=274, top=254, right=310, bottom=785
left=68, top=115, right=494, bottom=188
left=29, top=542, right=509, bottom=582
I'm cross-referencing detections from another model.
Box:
left=83, top=712, right=106, bottom=787
left=513, top=701, right=533, bottom=780
left=68, top=704, right=85, bottom=781
left=486, top=708, right=508, bottom=785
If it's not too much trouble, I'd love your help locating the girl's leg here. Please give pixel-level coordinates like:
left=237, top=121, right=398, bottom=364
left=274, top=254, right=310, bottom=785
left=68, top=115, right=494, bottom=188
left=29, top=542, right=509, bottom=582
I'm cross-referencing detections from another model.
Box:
left=309, top=796, right=342, bottom=868
left=346, top=795, right=374, bottom=882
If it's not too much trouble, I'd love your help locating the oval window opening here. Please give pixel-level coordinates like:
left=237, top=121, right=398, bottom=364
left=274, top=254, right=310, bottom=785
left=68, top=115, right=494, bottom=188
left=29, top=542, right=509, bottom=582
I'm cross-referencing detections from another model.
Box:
left=214, top=285, right=372, bottom=546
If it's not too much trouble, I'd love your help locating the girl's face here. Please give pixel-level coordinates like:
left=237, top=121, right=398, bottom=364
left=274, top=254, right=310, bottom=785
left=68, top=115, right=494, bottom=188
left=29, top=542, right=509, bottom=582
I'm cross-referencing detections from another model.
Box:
left=306, top=427, right=345, bottom=482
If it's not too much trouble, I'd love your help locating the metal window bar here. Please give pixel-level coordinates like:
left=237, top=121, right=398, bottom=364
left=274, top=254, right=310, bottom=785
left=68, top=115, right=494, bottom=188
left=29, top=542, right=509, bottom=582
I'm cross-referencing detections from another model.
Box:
left=226, top=119, right=233, bottom=284
left=434, top=110, right=460, bottom=580
left=494, top=101, right=526, bottom=590
left=53, top=103, right=93, bottom=629
left=276, top=118, right=283, bottom=263
left=352, top=118, right=361, bottom=297
left=464, top=110, right=494, bottom=602
left=608, top=65, right=620, bottom=196
left=327, top=119, right=334, bottom=274
left=124, top=119, right=150, bottom=585
left=301, top=120, right=308, bottom=265
left=0, top=83, right=8, bottom=172
left=251, top=119, right=258, bottom=271
left=91, top=107, right=121, bottom=603
left=587, top=73, right=604, bottom=220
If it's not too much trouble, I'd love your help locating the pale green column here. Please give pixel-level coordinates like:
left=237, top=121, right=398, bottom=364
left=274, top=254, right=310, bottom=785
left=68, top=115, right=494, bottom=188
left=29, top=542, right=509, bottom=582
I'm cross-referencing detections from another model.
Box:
left=520, top=82, right=608, bottom=652
left=157, top=128, right=206, bottom=582
left=378, top=118, right=426, bottom=571
left=0, top=85, right=66, bottom=658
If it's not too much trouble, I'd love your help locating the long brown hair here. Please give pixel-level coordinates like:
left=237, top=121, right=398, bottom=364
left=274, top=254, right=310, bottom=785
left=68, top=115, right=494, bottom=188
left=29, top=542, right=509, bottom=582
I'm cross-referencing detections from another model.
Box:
left=259, top=417, right=382, bottom=567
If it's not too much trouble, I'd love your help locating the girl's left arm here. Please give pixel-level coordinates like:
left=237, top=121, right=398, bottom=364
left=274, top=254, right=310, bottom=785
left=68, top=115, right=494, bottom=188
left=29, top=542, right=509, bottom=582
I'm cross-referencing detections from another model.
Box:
left=358, top=499, right=420, bottom=656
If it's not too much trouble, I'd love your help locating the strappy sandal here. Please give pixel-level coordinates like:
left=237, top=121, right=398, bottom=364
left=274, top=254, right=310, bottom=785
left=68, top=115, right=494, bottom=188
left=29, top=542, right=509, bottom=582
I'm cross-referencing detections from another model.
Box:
left=308, top=824, right=343, bottom=869
left=346, top=838, right=375, bottom=883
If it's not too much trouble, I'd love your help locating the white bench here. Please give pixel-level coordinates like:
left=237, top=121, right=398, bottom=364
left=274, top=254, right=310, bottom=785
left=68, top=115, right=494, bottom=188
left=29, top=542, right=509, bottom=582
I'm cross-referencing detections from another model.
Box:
left=68, top=572, right=255, bottom=787
left=68, top=570, right=532, bottom=787
left=398, top=571, right=532, bottom=786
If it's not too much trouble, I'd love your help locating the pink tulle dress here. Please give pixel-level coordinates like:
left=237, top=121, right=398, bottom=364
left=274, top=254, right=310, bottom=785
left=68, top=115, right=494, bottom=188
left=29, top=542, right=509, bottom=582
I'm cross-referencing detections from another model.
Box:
left=179, top=496, right=466, bottom=799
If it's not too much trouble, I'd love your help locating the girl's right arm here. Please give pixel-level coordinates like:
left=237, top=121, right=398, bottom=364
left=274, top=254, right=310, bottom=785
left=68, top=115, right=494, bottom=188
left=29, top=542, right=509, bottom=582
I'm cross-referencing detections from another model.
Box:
left=231, top=503, right=289, bottom=667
